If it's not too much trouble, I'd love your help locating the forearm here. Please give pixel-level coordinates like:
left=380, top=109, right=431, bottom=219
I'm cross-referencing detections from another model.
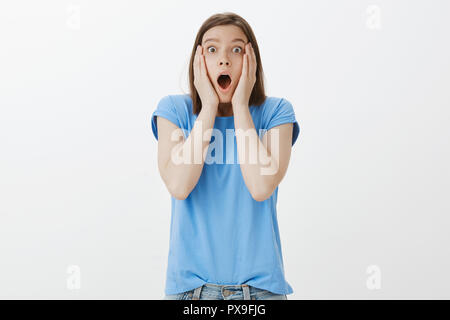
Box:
left=165, top=105, right=217, bottom=199
left=233, top=105, right=279, bottom=201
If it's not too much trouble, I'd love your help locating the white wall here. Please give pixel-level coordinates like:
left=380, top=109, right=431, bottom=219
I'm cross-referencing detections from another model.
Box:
left=0, top=0, right=449, bottom=299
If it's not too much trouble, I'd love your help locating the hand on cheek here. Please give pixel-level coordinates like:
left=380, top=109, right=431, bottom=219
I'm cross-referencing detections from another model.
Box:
left=193, top=45, right=219, bottom=108
left=231, top=42, right=257, bottom=108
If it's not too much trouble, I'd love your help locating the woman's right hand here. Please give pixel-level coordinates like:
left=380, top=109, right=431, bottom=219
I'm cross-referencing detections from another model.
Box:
left=193, top=45, right=219, bottom=110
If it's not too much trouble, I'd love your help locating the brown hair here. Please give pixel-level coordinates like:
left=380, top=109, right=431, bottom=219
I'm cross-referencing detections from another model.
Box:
left=188, top=12, right=266, bottom=115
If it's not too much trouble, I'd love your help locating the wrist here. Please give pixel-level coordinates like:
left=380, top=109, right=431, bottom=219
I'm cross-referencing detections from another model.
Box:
left=232, top=103, right=249, bottom=112
left=201, top=103, right=218, bottom=116
left=202, top=102, right=218, bottom=111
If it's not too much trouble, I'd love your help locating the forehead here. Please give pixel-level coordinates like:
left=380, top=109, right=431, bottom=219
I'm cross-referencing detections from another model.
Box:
left=202, top=25, right=248, bottom=44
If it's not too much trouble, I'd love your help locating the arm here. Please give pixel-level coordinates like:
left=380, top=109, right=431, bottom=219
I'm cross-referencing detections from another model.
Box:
left=156, top=105, right=217, bottom=200
left=234, top=105, right=293, bottom=201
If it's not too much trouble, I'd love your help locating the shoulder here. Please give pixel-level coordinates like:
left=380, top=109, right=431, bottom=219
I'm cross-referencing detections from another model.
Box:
left=259, top=96, right=300, bottom=146
left=157, top=93, right=192, bottom=110
left=262, top=96, right=293, bottom=109
left=256, top=95, right=293, bottom=113
left=154, top=93, right=193, bottom=121
left=151, top=94, right=193, bottom=140
left=168, top=93, right=193, bottom=107
left=257, top=96, right=295, bottom=121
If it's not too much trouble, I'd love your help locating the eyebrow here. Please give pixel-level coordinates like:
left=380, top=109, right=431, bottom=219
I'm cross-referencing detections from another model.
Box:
left=203, top=38, right=247, bottom=45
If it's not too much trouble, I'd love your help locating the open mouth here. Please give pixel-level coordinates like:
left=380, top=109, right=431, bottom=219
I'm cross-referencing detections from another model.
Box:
left=217, top=74, right=232, bottom=90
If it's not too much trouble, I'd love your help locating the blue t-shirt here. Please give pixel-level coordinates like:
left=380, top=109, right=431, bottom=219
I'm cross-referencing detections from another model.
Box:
left=150, top=94, right=300, bottom=295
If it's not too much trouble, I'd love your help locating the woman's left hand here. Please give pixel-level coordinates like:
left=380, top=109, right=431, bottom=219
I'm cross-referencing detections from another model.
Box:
left=231, top=42, right=257, bottom=108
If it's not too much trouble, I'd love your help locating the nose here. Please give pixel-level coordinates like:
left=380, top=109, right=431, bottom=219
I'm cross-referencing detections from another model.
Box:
left=218, top=56, right=230, bottom=66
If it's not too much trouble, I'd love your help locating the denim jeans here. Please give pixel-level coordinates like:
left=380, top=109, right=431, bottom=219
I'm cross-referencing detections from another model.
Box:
left=162, top=283, right=288, bottom=300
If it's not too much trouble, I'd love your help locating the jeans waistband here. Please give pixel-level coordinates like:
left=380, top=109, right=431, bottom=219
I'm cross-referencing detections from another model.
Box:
left=202, top=282, right=250, bottom=288
left=192, top=283, right=251, bottom=300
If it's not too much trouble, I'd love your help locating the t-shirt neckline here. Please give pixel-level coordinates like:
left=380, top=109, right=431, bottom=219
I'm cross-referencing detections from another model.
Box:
left=215, top=115, right=234, bottom=119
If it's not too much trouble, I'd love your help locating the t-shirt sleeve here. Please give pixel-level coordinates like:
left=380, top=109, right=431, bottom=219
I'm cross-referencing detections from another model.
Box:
left=265, top=98, right=300, bottom=146
left=151, top=95, right=181, bottom=140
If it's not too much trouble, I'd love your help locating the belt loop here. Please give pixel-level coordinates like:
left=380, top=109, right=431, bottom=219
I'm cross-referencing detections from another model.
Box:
left=192, top=285, right=203, bottom=300
left=242, top=284, right=250, bottom=300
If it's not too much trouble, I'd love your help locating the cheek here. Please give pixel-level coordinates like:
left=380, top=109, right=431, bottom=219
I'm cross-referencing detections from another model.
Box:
left=234, top=56, right=244, bottom=75
left=204, top=56, right=214, bottom=73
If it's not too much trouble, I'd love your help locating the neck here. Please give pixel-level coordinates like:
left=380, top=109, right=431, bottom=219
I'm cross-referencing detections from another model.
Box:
left=217, top=102, right=233, bottom=117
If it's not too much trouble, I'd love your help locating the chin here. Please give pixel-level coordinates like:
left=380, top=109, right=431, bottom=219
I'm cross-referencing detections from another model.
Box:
left=219, top=96, right=232, bottom=103
left=216, top=88, right=234, bottom=103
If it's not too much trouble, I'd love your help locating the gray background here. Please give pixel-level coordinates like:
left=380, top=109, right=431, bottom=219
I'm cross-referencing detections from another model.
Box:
left=0, top=0, right=449, bottom=299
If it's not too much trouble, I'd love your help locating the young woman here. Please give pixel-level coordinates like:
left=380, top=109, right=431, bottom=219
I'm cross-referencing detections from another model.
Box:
left=151, top=12, right=300, bottom=300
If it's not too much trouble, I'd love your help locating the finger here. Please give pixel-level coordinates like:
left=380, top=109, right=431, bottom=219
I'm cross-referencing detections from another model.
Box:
left=242, top=52, right=248, bottom=77
left=202, top=54, right=214, bottom=85
left=199, top=46, right=204, bottom=73
left=200, top=53, right=207, bottom=76
left=194, top=45, right=200, bottom=79
left=247, top=43, right=255, bottom=77
left=250, top=44, right=257, bottom=77
left=246, top=43, right=252, bottom=75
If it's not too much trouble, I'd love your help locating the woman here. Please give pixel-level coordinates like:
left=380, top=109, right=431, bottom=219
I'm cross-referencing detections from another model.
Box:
left=151, top=12, right=300, bottom=300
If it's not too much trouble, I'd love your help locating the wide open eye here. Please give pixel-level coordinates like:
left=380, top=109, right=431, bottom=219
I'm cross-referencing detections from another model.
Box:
left=233, top=47, right=242, bottom=54
left=207, top=46, right=216, bottom=53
